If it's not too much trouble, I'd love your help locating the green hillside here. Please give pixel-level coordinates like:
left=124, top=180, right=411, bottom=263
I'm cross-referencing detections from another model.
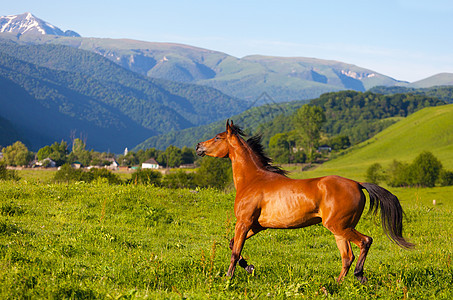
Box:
left=133, top=100, right=306, bottom=150
left=135, top=90, right=446, bottom=150
left=0, top=40, right=247, bottom=151
left=0, top=116, right=25, bottom=148
left=299, top=104, right=453, bottom=180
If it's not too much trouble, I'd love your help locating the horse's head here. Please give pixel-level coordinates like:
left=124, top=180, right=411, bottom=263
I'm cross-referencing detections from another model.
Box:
left=196, top=120, right=237, bottom=158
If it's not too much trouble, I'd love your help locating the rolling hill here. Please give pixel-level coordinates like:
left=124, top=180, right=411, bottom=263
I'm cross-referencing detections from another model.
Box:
left=408, top=73, right=453, bottom=89
left=298, top=104, right=453, bottom=180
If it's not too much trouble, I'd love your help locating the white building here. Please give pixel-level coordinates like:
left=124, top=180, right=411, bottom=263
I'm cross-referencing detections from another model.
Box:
left=142, top=158, right=160, bottom=169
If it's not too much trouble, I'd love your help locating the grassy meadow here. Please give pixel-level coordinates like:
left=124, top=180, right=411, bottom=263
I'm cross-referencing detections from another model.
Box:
left=1, top=105, right=453, bottom=298
left=1, top=178, right=452, bottom=299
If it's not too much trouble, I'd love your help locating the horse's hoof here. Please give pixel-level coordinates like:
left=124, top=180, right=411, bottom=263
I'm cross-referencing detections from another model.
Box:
left=356, top=275, right=368, bottom=284
left=245, top=264, right=255, bottom=274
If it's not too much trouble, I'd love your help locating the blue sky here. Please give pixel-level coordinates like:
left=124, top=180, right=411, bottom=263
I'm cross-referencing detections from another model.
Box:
left=2, top=0, right=452, bottom=82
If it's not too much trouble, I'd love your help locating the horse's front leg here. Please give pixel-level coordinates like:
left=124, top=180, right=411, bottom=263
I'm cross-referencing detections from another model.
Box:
left=227, top=221, right=250, bottom=277
left=229, top=225, right=265, bottom=274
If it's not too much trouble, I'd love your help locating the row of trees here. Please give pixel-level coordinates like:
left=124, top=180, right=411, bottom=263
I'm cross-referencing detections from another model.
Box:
left=129, top=157, right=232, bottom=189
left=1, top=139, right=197, bottom=169
left=117, top=146, right=196, bottom=168
left=366, top=151, right=453, bottom=187
left=51, top=156, right=232, bottom=190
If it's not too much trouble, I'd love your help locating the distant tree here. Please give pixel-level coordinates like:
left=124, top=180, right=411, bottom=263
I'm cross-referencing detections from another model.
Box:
left=37, top=146, right=52, bottom=161
left=195, top=157, right=232, bottom=190
left=386, top=160, right=412, bottom=187
left=37, top=141, right=68, bottom=166
left=2, top=141, right=33, bottom=166
left=181, top=146, right=196, bottom=165
left=292, top=105, right=326, bottom=162
left=366, top=163, right=385, bottom=185
left=70, top=138, right=91, bottom=166
left=53, top=164, right=121, bottom=184
left=269, top=132, right=291, bottom=163
left=136, top=148, right=162, bottom=165
left=410, top=151, right=442, bottom=187
left=327, top=135, right=351, bottom=150
left=386, top=152, right=443, bottom=187
left=439, top=169, right=453, bottom=186
left=72, top=138, right=86, bottom=154
left=157, top=145, right=183, bottom=168
left=119, top=151, right=139, bottom=167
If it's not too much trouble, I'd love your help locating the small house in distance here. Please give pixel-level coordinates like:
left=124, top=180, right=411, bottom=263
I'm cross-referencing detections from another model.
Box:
left=72, top=161, right=82, bottom=169
left=105, top=158, right=119, bottom=170
left=142, top=158, right=160, bottom=169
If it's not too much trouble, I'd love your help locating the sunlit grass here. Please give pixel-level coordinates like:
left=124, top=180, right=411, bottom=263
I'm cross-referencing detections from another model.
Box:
left=1, top=179, right=452, bottom=298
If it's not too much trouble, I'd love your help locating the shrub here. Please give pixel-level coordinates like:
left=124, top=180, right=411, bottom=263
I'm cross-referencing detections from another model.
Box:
left=195, top=157, right=232, bottom=190
left=410, top=151, right=442, bottom=187
left=386, top=160, right=412, bottom=187
left=439, top=169, right=453, bottom=186
left=386, top=151, right=444, bottom=187
left=0, top=162, right=20, bottom=181
left=89, top=168, right=122, bottom=185
left=53, top=164, right=92, bottom=183
left=161, top=170, right=196, bottom=189
left=130, top=169, right=162, bottom=185
left=365, top=163, right=384, bottom=184
left=2, top=141, right=33, bottom=166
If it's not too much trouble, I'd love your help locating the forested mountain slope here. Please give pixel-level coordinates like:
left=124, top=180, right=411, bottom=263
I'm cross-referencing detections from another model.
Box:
left=135, top=90, right=446, bottom=150
left=0, top=40, right=247, bottom=151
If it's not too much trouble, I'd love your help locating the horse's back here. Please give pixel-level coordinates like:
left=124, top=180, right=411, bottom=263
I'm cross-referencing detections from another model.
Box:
left=254, top=174, right=365, bottom=229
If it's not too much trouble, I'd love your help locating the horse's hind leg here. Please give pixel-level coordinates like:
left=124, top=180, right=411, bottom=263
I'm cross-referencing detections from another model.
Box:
left=334, top=235, right=355, bottom=282
left=341, top=228, right=373, bottom=283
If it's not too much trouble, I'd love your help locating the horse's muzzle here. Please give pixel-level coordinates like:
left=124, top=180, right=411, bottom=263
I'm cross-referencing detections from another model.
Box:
left=196, top=143, right=206, bottom=157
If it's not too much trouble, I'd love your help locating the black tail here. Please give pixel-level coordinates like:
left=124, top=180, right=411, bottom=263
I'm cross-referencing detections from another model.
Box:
left=360, top=182, right=415, bottom=249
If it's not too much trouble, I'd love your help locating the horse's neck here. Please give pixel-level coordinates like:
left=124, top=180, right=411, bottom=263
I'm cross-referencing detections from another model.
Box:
left=229, top=140, right=263, bottom=190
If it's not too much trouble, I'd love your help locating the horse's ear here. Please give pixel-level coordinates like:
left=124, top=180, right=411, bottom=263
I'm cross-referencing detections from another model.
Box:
left=226, top=119, right=232, bottom=134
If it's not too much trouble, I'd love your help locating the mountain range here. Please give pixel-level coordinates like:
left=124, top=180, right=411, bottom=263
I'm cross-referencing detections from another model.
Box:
left=1, top=12, right=452, bottom=152
left=0, top=39, right=247, bottom=151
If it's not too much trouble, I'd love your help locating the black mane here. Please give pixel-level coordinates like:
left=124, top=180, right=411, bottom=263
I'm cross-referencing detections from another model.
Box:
left=231, top=124, right=288, bottom=176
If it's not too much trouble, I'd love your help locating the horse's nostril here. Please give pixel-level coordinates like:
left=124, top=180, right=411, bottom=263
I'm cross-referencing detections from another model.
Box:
left=196, top=143, right=206, bottom=156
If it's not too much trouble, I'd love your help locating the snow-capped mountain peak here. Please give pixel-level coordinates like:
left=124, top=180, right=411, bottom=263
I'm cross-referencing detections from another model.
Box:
left=0, top=12, right=80, bottom=37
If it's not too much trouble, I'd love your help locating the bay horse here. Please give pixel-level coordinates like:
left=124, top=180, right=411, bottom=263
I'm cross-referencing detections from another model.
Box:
left=196, top=120, right=414, bottom=283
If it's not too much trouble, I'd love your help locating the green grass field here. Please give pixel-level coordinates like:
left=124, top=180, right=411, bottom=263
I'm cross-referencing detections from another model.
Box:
left=1, top=180, right=452, bottom=299
left=1, top=104, right=453, bottom=298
